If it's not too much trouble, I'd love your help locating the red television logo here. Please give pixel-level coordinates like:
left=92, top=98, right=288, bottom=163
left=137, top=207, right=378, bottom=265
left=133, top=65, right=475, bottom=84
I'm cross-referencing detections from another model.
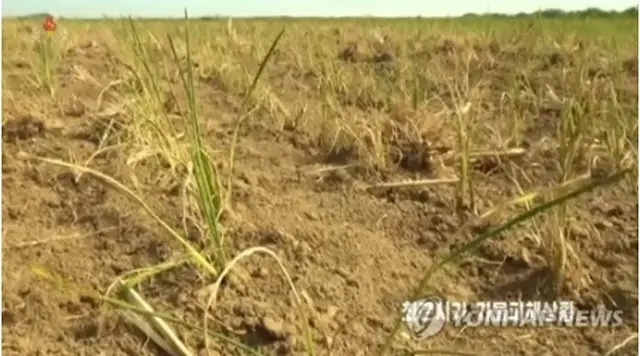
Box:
left=42, top=15, right=57, bottom=35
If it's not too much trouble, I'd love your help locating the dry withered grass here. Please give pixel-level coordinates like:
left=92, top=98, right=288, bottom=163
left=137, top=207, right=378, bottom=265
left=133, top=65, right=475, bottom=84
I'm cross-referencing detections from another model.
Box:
left=2, top=14, right=638, bottom=356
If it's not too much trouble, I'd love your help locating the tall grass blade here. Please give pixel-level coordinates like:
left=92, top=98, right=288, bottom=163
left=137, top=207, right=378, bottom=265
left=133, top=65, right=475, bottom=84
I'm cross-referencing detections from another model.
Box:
left=240, top=28, right=285, bottom=109
left=167, top=10, right=227, bottom=269
left=226, top=28, right=285, bottom=213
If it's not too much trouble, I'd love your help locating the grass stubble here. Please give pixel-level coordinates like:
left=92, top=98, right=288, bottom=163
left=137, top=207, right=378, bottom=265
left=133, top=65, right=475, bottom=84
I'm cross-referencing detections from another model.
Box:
left=9, top=9, right=638, bottom=356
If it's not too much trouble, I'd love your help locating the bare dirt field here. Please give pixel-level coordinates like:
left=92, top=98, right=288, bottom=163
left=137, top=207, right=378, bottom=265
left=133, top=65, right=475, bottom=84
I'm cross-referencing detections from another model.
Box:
left=2, top=14, right=638, bottom=356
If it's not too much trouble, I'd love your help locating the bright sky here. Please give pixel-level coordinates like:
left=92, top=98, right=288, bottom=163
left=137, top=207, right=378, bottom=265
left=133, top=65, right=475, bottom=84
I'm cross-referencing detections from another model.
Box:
left=3, top=0, right=637, bottom=18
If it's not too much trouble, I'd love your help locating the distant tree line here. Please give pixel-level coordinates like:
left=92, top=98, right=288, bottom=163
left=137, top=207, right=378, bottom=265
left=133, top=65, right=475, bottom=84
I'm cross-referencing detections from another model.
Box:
left=199, top=7, right=639, bottom=20
left=462, top=7, right=638, bottom=19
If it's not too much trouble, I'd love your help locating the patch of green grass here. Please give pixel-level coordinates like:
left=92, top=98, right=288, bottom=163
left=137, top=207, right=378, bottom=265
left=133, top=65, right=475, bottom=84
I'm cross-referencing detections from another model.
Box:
left=32, top=30, right=57, bottom=96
